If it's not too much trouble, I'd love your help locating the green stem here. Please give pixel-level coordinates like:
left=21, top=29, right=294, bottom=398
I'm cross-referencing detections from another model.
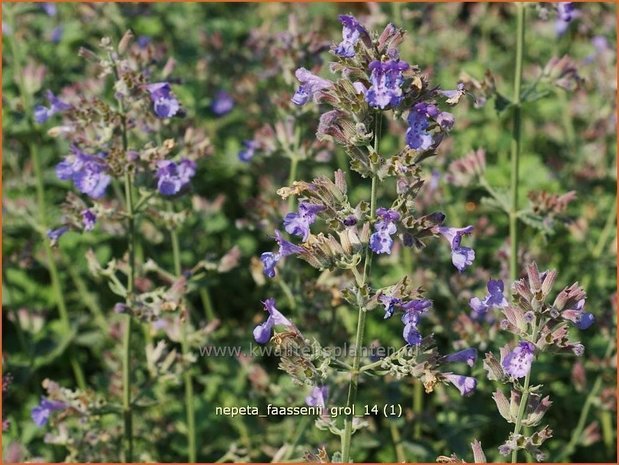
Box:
left=555, top=339, right=615, bottom=461
left=7, top=8, right=86, bottom=390
left=511, top=317, right=540, bottom=463
left=511, top=369, right=531, bottom=463
left=200, top=287, right=216, bottom=321
left=114, top=53, right=134, bottom=459
left=341, top=114, right=381, bottom=463
left=389, top=420, right=406, bottom=462
left=509, top=3, right=525, bottom=283
left=122, top=169, right=135, bottom=463
left=170, top=222, right=197, bottom=463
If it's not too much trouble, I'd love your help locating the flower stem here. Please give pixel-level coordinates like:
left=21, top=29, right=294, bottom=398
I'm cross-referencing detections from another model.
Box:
left=341, top=113, right=381, bottom=463
left=200, top=288, right=216, bottom=321
left=170, top=222, right=197, bottom=463
left=6, top=8, right=86, bottom=390
left=115, top=66, right=134, bottom=460
left=389, top=420, right=406, bottom=462
left=509, top=2, right=525, bottom=283
left=122, top=168, right=135, bottom=463
left=510, top=369, right=531, bottom=463
left=511, top=317, right=539, bottom=463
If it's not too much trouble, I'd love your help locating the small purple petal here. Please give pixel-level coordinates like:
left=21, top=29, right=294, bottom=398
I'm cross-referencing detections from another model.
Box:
left=502, top=341, right=535, bottom=379
left=305, top=385, right=328, bottom=408
left=260, top=252, right=279, bottom=278
left=81, top=209, right=96, bottom=231
left=445, top=373, right=477, bottom=396
left=444, top=348, right=478, bottom=367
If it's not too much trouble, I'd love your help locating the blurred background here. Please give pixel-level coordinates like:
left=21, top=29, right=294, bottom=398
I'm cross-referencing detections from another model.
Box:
left=2, top=2, right=616, bottom=462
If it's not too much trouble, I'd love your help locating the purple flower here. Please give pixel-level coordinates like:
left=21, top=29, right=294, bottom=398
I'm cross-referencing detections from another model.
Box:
left=253, top=298, right=293, bottom=344
left=283, top=202, right=324, bottom=241
left=469, top=296, right=488, bottom=319
left=114, top=303, right=128, bottom=314
left=557, top=2, right=575, bottom=22
left=211, top=90, right=234, bottom=116
left=146, top=82, right=180, bottom=118
left=47, top=226, right=69, bottom=246
left=502, top=341, right=535, bottom=379
left=81, top=209, right=96, bottom=231
left=260, top=252, right=278, bottom=279
left=238, top=140, right=258, bottom=162
left=50, top=26, right=63, bottom=44
left=379, top=295, right=401, bottom=319
left=291, top=68, right=332, bottom=106
left=406, top=103, right=433, bottom=150
left=343, top=215, right=358, bottom=227
left=444, top=373, right=477, bottom=396
left=334, top=15, right=368, bottom=58
left=353, top=81, right=366, bottom=95
left=439, top=83, right=466, bottom=104
left=443, top=348, right=478, bottom=367
left=436, top=111, right=455, bottom=130
left=366, top=59, right=409, bottom=109
left=400, top=299, right=432, bottom=345
left=469, top=279, right=507, bottom=319
left=56, top=146, right=111, bottom=199
left=561, top=298, right=595, bottom=330
left=437, top=225, right=475, bottom=272
left=486, top=280, right=508, bottom=307
left=369, top=208, right=400, bottom=254
left=137, top=36, right=151, bottom=48
left=41, top=3, right=57, bottom=16
left=555, top=3, right=576, bottom=35
left=31, top=397, right=65, bottom=427
left=576, top=312, right=595, bottom=330
left=260, top=230, right=304, bottom=278
left=592, top=36, right=609, bottom=54
left=155, top=159, right=196, bottom=196
left=275, top=230, right=304, bottom=257
left=34, top=90, right=71, bottom=124
left=305, top=385, right=328, bottom=408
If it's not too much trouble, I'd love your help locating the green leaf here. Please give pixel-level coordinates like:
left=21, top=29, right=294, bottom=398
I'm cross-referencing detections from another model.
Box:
left=518, top=210, right=555, bottom=235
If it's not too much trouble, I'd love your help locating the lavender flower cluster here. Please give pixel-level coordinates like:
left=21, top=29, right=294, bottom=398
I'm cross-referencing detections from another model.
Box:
left=249, top=14, right=484, bottom=460
left=38, top=35, right=201, bottom=245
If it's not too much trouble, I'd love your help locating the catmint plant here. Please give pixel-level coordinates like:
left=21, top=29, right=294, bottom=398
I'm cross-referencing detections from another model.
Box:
left=483, top=262, right=593, bottom=462
left=33, top=31, right=221, bottom=462
left=253, top=14, right=479, bottom=462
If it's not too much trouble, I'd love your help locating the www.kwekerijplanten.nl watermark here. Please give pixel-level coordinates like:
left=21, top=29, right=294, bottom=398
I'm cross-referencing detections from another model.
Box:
left=197, top=342, right=403, bottom=359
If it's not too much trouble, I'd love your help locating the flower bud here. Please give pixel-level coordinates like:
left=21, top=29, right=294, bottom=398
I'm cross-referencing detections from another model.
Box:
left=493, top=390, right=514, bottom=423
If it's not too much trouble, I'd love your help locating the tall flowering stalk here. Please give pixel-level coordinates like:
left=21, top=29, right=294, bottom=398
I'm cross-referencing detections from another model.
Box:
left=254, top=15, right=478, bottom=462
left=5, top=6, right=86, bottom=391
left=169, top=211, right=197, bottom=463
left=35, top=31, right=212, bottom=461
left=108, top=50, right=137, bottom=463
left=481, top=263, right=594, bottom=462
left=509, top=3, right=525, bottom=282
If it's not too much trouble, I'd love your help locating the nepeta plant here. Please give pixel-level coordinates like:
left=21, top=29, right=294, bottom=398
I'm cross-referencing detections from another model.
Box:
left=253, top=15, right=479, bottom=462
left=31, top=31, right=218, bottom=462
left=440, top=263, right=594, bottom=464
left=439, top=4, right=598, bottom=463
